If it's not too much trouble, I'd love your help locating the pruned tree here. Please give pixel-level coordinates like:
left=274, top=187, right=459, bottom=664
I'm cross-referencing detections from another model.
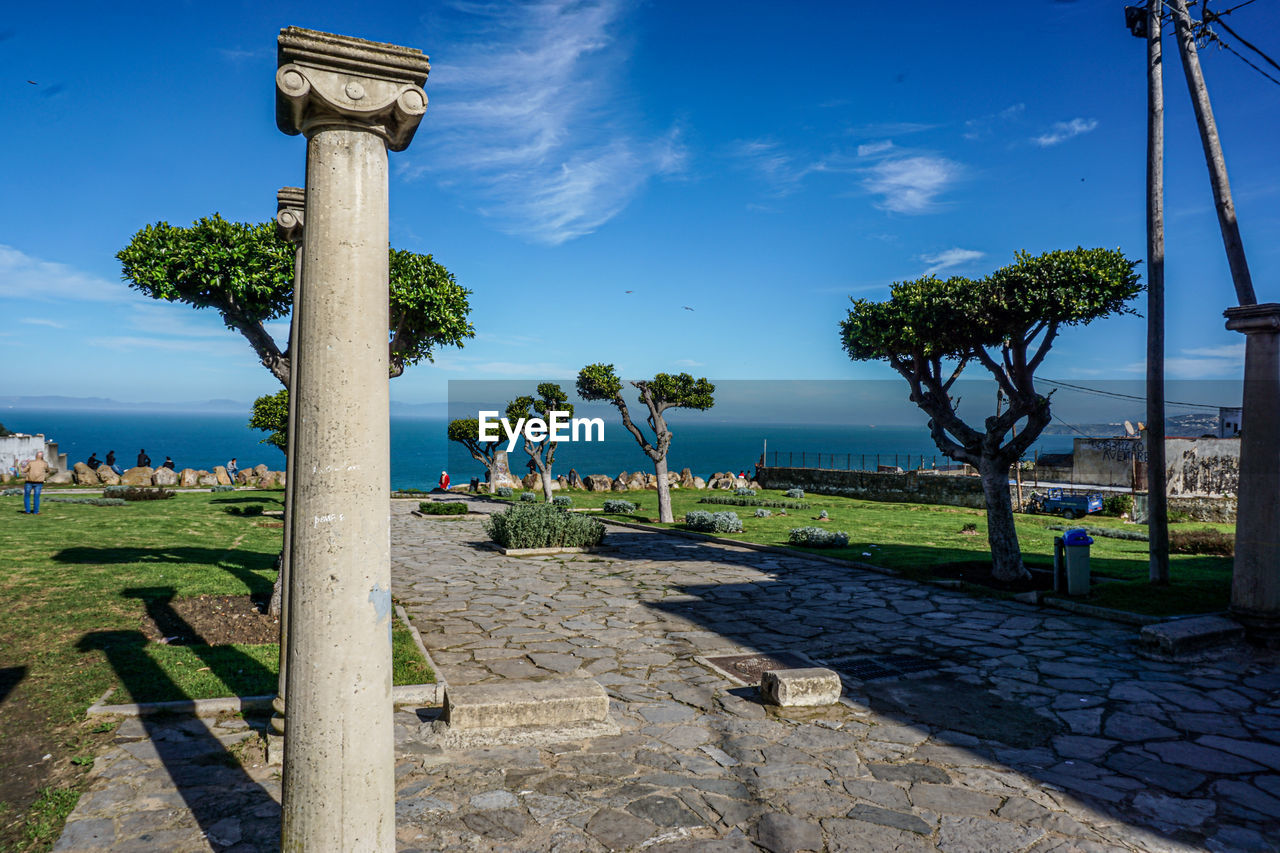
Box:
left=841, top=248, right=1142, bottom=582
left=576, top=365, right=716, bottom=523
left=249, top=390, right=290, bottom=455
left=117, top=214, right=475, bottom=385
left=507, top=384, right=573, bottom=503
left=447, top=417, right=504, bottom=487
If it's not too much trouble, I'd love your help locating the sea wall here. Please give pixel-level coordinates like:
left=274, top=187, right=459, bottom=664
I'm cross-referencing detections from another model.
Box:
left=757, top=466, right=991, bottom=509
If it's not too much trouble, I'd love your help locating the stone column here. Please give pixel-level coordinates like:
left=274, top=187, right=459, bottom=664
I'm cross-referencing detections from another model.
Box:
left=1225, top=303, right=1280, bottom=645
left=268, top=186, right=305, bottom=763
left=275, top=27, right=429, bottom=851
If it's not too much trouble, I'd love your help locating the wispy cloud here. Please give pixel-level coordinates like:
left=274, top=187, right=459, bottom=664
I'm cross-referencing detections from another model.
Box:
left=856, top=140, right=894, bottom=158
left=20, top=317, right=64, bottom=329
left=87, top=336, right=246, bottom=356
left=728, top=139, right=831, bottom=196
left=404, top=0, right=684, bottom=245
left=673, top=358, right=704, bottom=368
left=920, top=248, right=984, bottom=277
left=863, top=155, right=963, bottom=213
left=963, top=103, right=1024, bottom=141
left=219, top=47, right=270, bottom=64
left=1033, top=117, right=1098, bottom=147
left=0, top=245, right=129, bottom=303
left=848, top=121, right=938, bottom=138
left=1119, top=343, right=1246, bottom=379
left=436, top=356, right=579, bottom=377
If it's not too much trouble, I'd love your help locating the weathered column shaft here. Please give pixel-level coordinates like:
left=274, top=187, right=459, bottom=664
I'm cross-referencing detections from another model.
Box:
left=1227, top=304, right=1280, bottom=644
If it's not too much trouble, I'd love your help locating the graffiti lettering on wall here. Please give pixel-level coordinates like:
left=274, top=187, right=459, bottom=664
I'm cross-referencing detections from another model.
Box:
left=1084, top=438, right=1148, bottom=464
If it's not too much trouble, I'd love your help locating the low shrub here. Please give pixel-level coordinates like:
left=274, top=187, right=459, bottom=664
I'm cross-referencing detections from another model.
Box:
left=960, top=522, right=978, bottom=534
left=44, top=497, right=127, bottom=506
left=209, top=484, right=234, bottom=493
left=1170, top=528, right=1234, bottom=556
left=602, top=499, right=637, bottom=514
left=698, top=496, right=809, bottom=509
left=1102, top=494, right=1134, bottom=516
left=495, top=486, right=513, bottom=498
left=520, top=491, right=538, bottom=502
left=226, top=504, right=264, bottom=517
left=1, top=487, right=20, bottom=497
left=1168, top=509, right=1192, bottom=524
left=754, top=508, right=772, bottom=518
left=552, top=496, right=573, bottom=507
left=1046, top=524, right=1149, bottom=542
left=784, top=488, right=805, bottom=499
left=789, top=526, right=850, bottom=548
left=818, top=510, right=829, bottom=520
left=734, top=487, right=756, bottom=496
left=104, top=486, right=175, bottom=501
left=418, top=501, right=468, bottom=516
left=484, top=503, right=605, bottom=550
left=685, top=510, right=743, bottom=533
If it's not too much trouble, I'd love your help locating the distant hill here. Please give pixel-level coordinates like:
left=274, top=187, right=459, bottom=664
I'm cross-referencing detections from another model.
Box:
left=1042, top=412, right=1222, bottom=437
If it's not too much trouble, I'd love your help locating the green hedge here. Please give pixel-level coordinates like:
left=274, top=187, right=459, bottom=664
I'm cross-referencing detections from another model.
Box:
left=103, top=486, right=175, bottom=501
left=418, top=501, right=468, bottom=516
left=484, top=503, right=605, bottom=549
left=698, top=495, right=809, bottom=509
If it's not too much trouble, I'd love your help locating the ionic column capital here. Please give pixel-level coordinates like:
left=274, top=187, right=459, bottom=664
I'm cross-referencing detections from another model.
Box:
left=275, top=27, right=429, bottom=152
left=276, top=186, right=305, bottom=244
left=1225, top=303, right=1280, bottom=335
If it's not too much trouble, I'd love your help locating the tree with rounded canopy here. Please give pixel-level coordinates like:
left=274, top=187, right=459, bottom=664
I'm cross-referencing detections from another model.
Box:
left=117, top=214, right=474, bottom=385
left=447, top=417, right=506, bottom=487
left=576, top=365, right=716, bottom=523
left=841, top=247, right=1142, bottom=582
left=506, top=384, right=573, bottom=503
left=249, top=389, right=290, bottom=455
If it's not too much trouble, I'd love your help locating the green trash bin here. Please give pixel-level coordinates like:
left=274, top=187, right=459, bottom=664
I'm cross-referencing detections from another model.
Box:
left=1063, top=528, right=1093, bottom=595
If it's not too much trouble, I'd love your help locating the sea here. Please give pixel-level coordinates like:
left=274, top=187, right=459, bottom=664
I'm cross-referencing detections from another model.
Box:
left=2, top=408, right=1077, bottom=491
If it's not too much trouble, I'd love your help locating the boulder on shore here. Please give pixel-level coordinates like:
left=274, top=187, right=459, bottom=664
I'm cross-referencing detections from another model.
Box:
left=196, top=471, right=219, bottom=486
left=584, top=474, right=612, bottom=491
left=568, top=469, right=583, bottom=489
left=522, top=472, right=540, bottom=490
left=627, top=472, right=647, bottom=490
left=152, top=467, right=179, bottom=487
left=47, top=470, right=74, bottom=484
left=121, top=466, right=153, bottom=486
left=96, top=467, right=121, bottom=486
left=235, top=470, right=255, bottom=486
left=178, top=468, right=198, bottom=488
left=692, top=476, right=707, bottom=489
left=73, top=462, right=98, bottom=486
left=611, top=476, right=628, bottom=491
left=258, top=471, right=281, bottom=488
left=214, top=466, right=231, bottom=486
left=252, top=463, right=270, bottom=479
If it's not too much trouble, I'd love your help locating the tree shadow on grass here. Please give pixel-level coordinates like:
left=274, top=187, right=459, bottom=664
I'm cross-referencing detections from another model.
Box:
left=0, top=666, right=25, bottom=705
left=209, top=496, right=283, bottom=505
left=77, top=630, right=279, bottom=847
left=51, top=546, right=276, bottom=599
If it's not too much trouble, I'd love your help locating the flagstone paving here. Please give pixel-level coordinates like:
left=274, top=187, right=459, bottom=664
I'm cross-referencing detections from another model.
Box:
left=56, top=499, right=1280, bottom=851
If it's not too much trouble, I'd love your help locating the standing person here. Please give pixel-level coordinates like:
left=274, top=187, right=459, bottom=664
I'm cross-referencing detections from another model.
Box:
left=226, top=458, right=239, bottom=479
left=21, top=451, right=48, bottom=515
left=438, top=470, right=450, bottom=492
left=106, top=450, right=121, bottom=475
left=137, top=448, right=151, bottom=468
left=162, top=456, right=175, bottom=470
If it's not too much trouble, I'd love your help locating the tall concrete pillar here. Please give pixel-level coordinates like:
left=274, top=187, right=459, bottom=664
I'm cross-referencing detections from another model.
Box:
left=268, top=186, right=305, bottom=760
left=1225, top=303, right=1280, bottom=646
left=275, top=27, right=429, bottom=851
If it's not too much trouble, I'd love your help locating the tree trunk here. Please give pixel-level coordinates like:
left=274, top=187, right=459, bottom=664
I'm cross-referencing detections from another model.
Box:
left=979, top=456, right=1028, bottom=582
left=1147, top=0, right=1170, bottom=585
left=654, top=455, right=673, bottom=523
left=540, top=467, right=554, bottom=503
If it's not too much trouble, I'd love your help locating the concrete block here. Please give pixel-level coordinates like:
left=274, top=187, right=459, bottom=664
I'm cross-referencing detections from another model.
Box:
left=760, top=667, right=842, bottom=707
left=442, top=678, right=609, bottom=730
left=1138, top=615, right=1245, bottom=658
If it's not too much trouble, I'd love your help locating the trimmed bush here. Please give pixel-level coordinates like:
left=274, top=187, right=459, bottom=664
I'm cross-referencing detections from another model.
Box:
left=784, top=488, right=805, bottom=499
left=44, top=497, right=127, bottom=506
left=789, top=526, right=849, bottom=548
left=209, top=484, right=234, bottom=493
left=1, top=488, right=21, bottom=497
left=1170, top=528, right=1234, bottom=556
left=1102, top=494, right=1134, bottom=516
left=734, top=487, right=756, bottom=496
left=484, top=503, right=605, bottom=550
left=418, top=501, right=468, bottom=516
left=698, top=495, right=809, bottom=509
left=226, top=504, right=265, bottom=517
left=495, top=486, right=513, bottom=498
left=754, top=508, right=772, bottom=518
left=602, top=499, right=637, bottom=514
left=818, top=510, right=829, bottom=520
left=1046, top=523, right=1149, bottom=542
left=552, top=496, right=573, bottom=507
left=104, top=486, right=176, bottom=501
left=685, top=510, right=743, bottom=533
left=519, top=491, right=538, bottom=502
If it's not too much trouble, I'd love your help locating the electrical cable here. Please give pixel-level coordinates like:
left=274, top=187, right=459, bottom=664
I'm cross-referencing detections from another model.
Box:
left=1039, top=377, right=1226, bottom=411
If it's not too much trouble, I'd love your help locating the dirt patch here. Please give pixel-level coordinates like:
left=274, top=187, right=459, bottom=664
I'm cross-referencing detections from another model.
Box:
left=139, top=594, right=280, bottom=646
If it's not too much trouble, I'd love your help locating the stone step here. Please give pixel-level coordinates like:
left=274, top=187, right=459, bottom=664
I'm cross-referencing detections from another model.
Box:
left=441, top=677, right=610, bottom=730
left=1138, top=614, right=1245, bottom=658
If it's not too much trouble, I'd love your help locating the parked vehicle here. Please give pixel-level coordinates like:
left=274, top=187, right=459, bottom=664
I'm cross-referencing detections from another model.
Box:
left=1026, top=488, right=1103, bottom=520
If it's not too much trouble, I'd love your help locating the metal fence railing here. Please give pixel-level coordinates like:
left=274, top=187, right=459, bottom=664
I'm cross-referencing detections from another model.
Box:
left=763, top=450, right=969, bottom=473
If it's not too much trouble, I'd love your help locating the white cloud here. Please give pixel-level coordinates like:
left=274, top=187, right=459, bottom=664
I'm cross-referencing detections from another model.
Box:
left=1119, top=343, right=1246, bottom=379
left=404, top=0, right=684, bottom=245
left=920, top=248, right=984, bottom=277
left=0, top=245, right=129, bottom=303
left=1033, top=118, right=1098, bottom=147
left=729, top=138, right=830, bottom=196
left=863, top=156, right=962, bottom=213
left=856, top=140, right=894, bottom=158
left=20, top=317, right=64, bottom=329
left=963, top=103, right=1024, bottom=140
left=87, top=336, right=247, bottom=356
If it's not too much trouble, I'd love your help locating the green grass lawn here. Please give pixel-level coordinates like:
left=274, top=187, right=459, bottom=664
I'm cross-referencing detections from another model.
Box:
left=497, top=486, right=1234, bottom=617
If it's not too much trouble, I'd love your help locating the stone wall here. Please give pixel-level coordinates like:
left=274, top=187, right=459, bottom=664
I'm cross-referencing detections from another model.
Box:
left=1072, top=437, right=1144, bottom=488
left=1, top=434, right=67, bottom=474
left=757, top=466, right=990, bottom=509
left=1165, top=437, right=1239, bottom=498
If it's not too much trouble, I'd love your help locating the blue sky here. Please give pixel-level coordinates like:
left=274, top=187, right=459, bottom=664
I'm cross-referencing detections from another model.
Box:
left=1, top=0, right=1277, bottom=408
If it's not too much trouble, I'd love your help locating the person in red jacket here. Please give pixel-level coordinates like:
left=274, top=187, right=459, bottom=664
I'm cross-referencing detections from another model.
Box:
left=438, top=470, right=450, bottom=492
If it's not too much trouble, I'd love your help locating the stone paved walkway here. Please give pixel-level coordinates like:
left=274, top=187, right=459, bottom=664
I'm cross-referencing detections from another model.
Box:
left=56, top=499, right=1280, bottom=851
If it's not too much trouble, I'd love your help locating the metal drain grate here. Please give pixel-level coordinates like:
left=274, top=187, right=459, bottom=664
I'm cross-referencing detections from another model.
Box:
left=704, top=651, right=811, bottom=685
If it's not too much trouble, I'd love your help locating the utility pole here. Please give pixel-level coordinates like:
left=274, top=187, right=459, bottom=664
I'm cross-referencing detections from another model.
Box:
left=1144, top=0, right=1170, bottom=584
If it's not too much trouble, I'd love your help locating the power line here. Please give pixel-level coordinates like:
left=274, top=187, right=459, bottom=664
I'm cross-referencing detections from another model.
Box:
left=1039, top=377, right=1226, bottom=411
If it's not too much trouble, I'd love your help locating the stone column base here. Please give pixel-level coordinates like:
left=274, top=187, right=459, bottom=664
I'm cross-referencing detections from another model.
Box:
left=266, top=730, right=285, bottom=766
left=1228, top=606, right=1280, bottom=649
